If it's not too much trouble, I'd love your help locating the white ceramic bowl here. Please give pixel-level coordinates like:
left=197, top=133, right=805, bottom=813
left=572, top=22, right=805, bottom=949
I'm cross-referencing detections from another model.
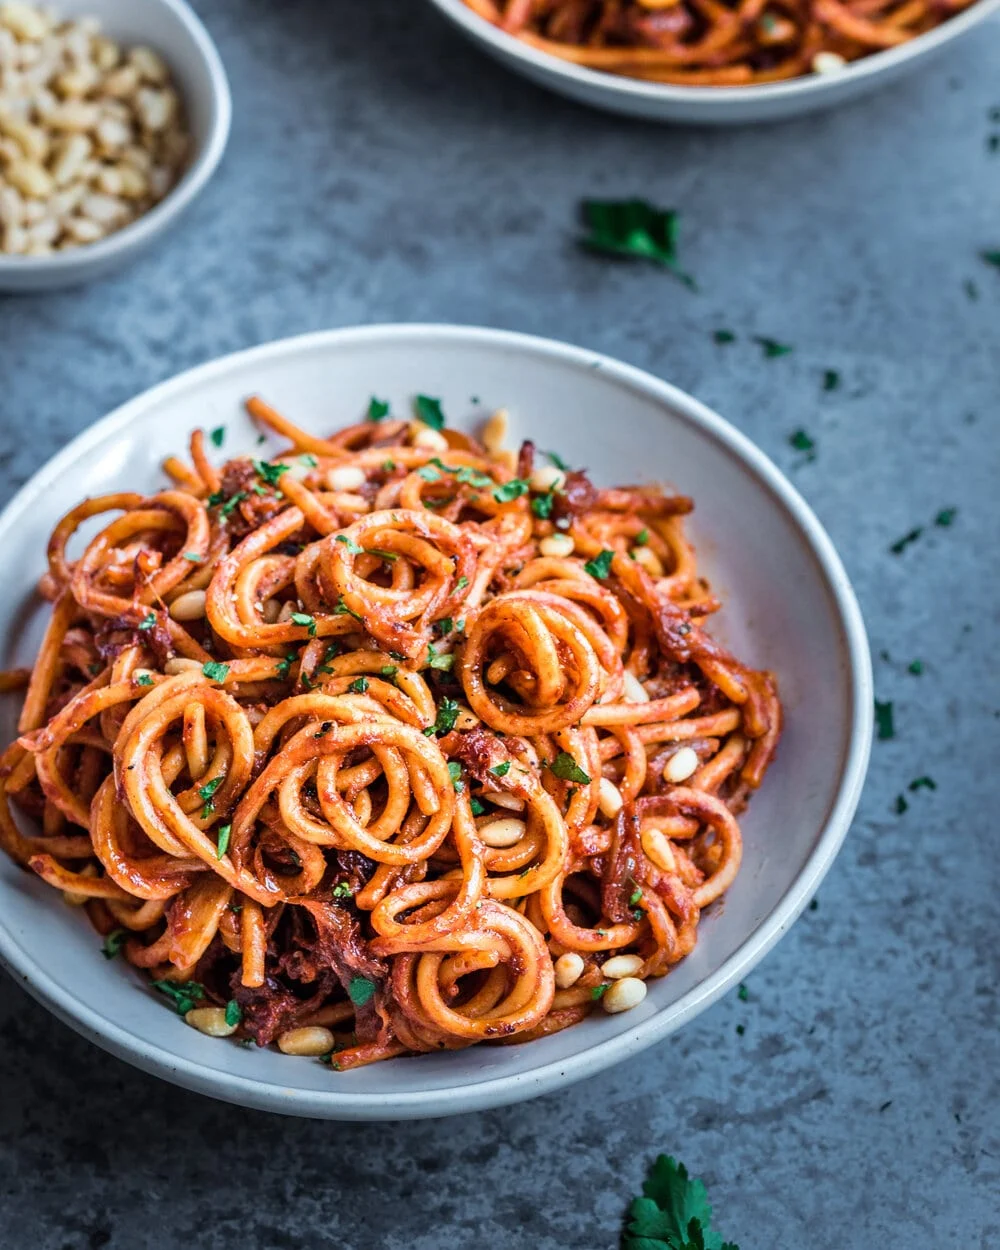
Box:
left=0, top=0, right=230, bottom=291
left=0, top=324, right=872, bottom=1119
left=425, top=0, right=1000, bottom=124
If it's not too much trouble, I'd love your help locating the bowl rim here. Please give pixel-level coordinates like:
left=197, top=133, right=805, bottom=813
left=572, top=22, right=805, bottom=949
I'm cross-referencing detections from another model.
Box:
left=424, top=0, right=1000, bottom=109
left=0, top=0, right=232, bottom=275
left=0, top=323, right=873, bottom=1120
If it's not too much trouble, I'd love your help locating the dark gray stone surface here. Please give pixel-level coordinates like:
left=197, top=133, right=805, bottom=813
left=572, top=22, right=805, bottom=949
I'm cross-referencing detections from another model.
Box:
left=1, top=3, right=999, bottom=1246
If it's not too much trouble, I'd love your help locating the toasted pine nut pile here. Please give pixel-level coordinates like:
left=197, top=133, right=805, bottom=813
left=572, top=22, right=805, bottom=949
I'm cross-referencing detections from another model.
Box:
left=0, top=1, right=190, bottom=256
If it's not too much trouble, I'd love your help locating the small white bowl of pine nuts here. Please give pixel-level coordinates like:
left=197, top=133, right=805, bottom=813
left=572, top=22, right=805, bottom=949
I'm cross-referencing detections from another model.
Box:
left=0, top=0, right=230, bottom=290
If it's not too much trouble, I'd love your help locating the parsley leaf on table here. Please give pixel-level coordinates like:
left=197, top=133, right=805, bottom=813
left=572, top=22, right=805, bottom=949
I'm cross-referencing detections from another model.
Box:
left=579, top=199, right=695, bottom=288
left=622, top=1154, right=739, bottom=1250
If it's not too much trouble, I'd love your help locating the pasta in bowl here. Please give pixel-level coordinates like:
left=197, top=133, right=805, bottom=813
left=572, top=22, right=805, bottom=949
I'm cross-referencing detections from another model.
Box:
left=0, top=325, right=871, bottom=1118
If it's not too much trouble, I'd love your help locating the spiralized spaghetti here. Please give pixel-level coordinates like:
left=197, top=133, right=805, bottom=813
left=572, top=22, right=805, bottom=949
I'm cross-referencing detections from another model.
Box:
left=0, top=397, right=781, bottom=1068
left=462, top=0, right=978, bottom=86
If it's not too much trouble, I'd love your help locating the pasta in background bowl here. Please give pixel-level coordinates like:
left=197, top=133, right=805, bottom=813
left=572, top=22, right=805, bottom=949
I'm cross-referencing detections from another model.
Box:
left=0, top=324, right=871, bottom=1119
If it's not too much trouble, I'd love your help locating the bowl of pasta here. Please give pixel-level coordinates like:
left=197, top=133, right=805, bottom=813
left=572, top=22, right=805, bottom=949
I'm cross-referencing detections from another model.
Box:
left=0, top=324, right=871, bottom=1119
left=424, top=0, right=1000, bottom=123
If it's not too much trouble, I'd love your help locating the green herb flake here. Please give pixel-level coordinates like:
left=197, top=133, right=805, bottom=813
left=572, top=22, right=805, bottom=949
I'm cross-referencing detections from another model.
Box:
left=629, top=888, right=642, bottom=906
left=549, top=752, right=591, bottom=785
left=291, top=611, right=317, bottom=637
left=713, top=329, right=736, bottom=344
left=136, top=673, right=154, bottom=687
left=198, top=775, right=224, bottom=818
left=809, top=899, right=819, bottom=912
left=981, top=251, right=1000, bottom=270
left=470, top=796, right=486, bottom=816
left=368, top=397, right=390, bottom=422
left=336, top=535, right=364, bottom=554
left=490, top=761, right=511, bottom=778
left=822, top=369, right=841, bottom=392
left=964, top=278, right=980, bottom=301
left=348, top=976, right=377, bottom=1007
left=736, top=1024, right=746, bottom=1036
left=789, top=429, right=814, bottom=453
left=455, top=575, right=469, bottom=590
left=137, top=611, right=156, bottom=631
left=332, top=882, right=353, bottom=899
left=209, top=426, right=225, bottom=448
left=908, top=659, right=924, bottom=676
left=252, top=459, right=290, bottom=488
left=202, top=661, right=230, bottom=683
left=101, top=929, right=127, bottom=960
left=737, top=983, right=749, bottom=1002
left=531, top=490, right=556, bottom=520
left=426, top=645, right=455, bottom=672
left=216, top=823, right=232, bottom=859
left=224, top=999, right=242, bottom=1028
left=493, top=478, right=529, bottom=504
left=299, top=453, right=318, bottom=468
left=182, top=551, right=204, bottom=563
left=219, top=490, right=247, bottom=519
left=634, top=528, right=649, bottom=546
left=894, top=794, right=908, bottom=815
left=415, top=395, right=446, bottom=431
left=381, top=458, right=396, bottom=472
left=935, top=508, right=957, bottom=528
left=546, top=450, right=569, bottom=471
left=874, top=699, right=895, bottom=741
left=909, top=776, right=937, bottom=792
left=447, top=760, right=465, bottom=792
left=151, top=979, right=206, bottom=1016
left=349, top=676, right=369, bottom=694
left=580, top=199, right=696, bottom=288
left=334, top=597, right=363, bottom=621
left=591, top=983, right=609, bottom=1000
left=430, top=697, right=460, bottom=737
left=889, top=527, right=923, bottom=555
left=755, top=336, right=793, bottom=358
left=583, top=549, right=614, bottom=580
left=380, top=664, right=398, bottom=678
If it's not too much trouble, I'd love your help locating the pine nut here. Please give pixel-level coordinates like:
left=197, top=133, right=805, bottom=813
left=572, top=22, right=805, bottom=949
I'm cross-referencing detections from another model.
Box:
left=530, top=464, right=565, bottom=493
left=129, top=45, right=168, bottom=85
left=485, top=791, right=525, bottom=813
left=813, top=51, right=846, bottom=74
left=261, top=599, right=281, bottom=624
left=277, top=1026, right=335, bottom=1056
left=326, top=465, right=366, bottom=492
left=91, top=35, right=120, bottom=72
left=185, top=1007, right=238, bottom=1038
left=80, top=191, right=126, bottom=226
left=100, top=64, right=139, bottom=98
left=622, top=671, right=649, bottom=703
left=62, top=862, right=97, bottom=905
left=602, top=977, right=648, bottom=1014
left=640, top=827, right=675, bottom=873
left=169, top=590, right=207, bottom=621
left=116, top=162, right=147, bottom=199
left=46, top=100, right=99, bottom=131
left=277, top=601, right=298, bottom=623
left=94, top=114, right=132, bottom=152
left=1, top=222, right=27, bottom=252
left=0, top=2, right=49, bottom=41
left=481, top=409, right=508, bottom=455
left=164, top=657, right=203, bottom=675
left=55, top=65, right=98, bottom=98
left=412, top=426, right=448, bottom=452
left=539, top=533, right=574, bottom=558
left=50, top=132, right=91, bottom=185
left=134, top=86, right=176, bottom=132
left=554, top=952, right=585, bottom=989
left=0, top=113, right=47, bottom=161
left=663, top=747, right=699, bottom=784
left=478, top=817, right=526, bottom=848
left=598, top=777, right=623, bottom=819
left=633, top=546, right=664, bottom=577
left=601, top=954, right=644, bottom=980
left=64, top=215, right=103, bottom=243
left=453, top=705, right=480, bottom=730
left=0, top=184, right=22, bottom=225
left=5, top=155, right=51, bottom=197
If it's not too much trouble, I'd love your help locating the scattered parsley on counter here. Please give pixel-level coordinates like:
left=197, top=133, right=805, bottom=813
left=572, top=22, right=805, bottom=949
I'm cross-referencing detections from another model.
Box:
left=622, top=1154, right=740, bottom=1250
left=713, top=329, right=735, bottom=344
left=209, top=426, right=225, bottom=448
left=415, top=395, right=446, bottom=430
left=584, top=549, right=614, bottom=580
left=874, top=700, right=895, bottom=741
left=908, top=660, right=924, bottom=676
left=579, top=199, right=695, bottom=288
left=754, top=336, right=793, bottom=358
left=101, top=929, right=127, bottom=960
left=822, top=369, right=840, bottom=392
left=894, top=795, right=908, bottom=815
left=889, top=527, right=923, bottom=555
left=152, top=980, right=206, bottom=1015
left=909, top=776, right=937, bottom=792
left=935, top=508, right=957, bottom=527
left=367, top=397, right=390, bottom=422
left=964, top=279, right=980, bottom=301
left=549, top=752, right=591, bottom=785
left=737, top=983, right=749, bottom=1003
left=981, top=251, right=1000, bottom=270
left=789, top=429, right=815, bottom=453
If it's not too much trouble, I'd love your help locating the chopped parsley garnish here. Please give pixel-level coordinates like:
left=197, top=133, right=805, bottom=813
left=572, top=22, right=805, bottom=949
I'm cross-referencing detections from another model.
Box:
left=382, top=459, right=396, bottom=472
left=209, top=426, right=225, bottom=448
left=584, top=549, right=614, bottom=580
left=101, top=929, right=127, bottom=960
left=137, top=611, right=156, bottom=631
left=415, top=395, right=445, bottom=430
left=737, top=983, right=749, bottom=1002
left=348, top=676, right=369, bottom=694
left=591, top=983, right=609, bottom=1000
left=275, top=653, right=295, bottom=678
left=629, top=888, right=643, bottom=906
left=874, top=699, right=895, bottom=741
left=380, top=664, right=398, bottom=678
left=368, top=396, right=390, bottom=422
left=447, top=760, right=465, bottom=792
left=151, top=980, right=206, bottom=1016
left=299, top=453, right=318, bottom=468
left=348, top=976, right=376, bottom=1007
left=455, top=575, right=469, bottom=591
left=490, top=761, right=511, bottom=777
left=198, top=775, right=224, bottom=818
left=531, top=489, right=558, bottom=520
left=252, top=459, right=290, bottom=488
left=580, top=198, right=695, bottom=288
left=935, top=507, right=957, bottom=527
left=964, top=278, right=980, bottom=301
left=894, top=794, right=908, bottom=815
left=182, top=551, right=203, bottom=562
left=981, top=250, right=1000, bottom=270
left=336, top=535, right=364, bottom=554
left=789, top=429, right=814, bottom=453
left=634, top=529, right=649, bottom=546
left=202, top=661, right=230, bottom=683
left=908, top=659, right=924, bottom=675
left=909, top=775, right=937, bottom=792
left=224, top=999, right=242, bottom=1027
left=755, top=337, right=793, bottom=358
left=291, top=611, right=317, bottom=637
left=136, top=673, right=154, bottom=687
left=493, top=478, right=529, bottom=503
left=428, top=697, right=460, bottom=737
left=889, top=527, right=923, bottom=555
left=549, top=752, right=591, bottom=785
left=215, top=823, right=231, bottom=859
left=332, top=882, right=353, bottom=899
left=470, top=796, right=486, bottom=816
left=334, top=596, right=363, bottom=621
left=822, top=369, right=841, bottom=392
left=417, top=463, right=442, bottom=482
left=219, top=490, right=247, bottom=518
left=713, top=329, right=736, bottom=344
left=369, top=548, right=398, bottom=563
left=426, top=645, right=454, bottom=672
left=545, top=450, right=569, bottom=471
left=435, top=617, right=454, bottom=636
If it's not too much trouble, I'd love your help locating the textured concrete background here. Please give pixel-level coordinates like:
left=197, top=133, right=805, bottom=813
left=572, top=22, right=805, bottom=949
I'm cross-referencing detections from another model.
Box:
left=1, top=3, right=999, bottom=1247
